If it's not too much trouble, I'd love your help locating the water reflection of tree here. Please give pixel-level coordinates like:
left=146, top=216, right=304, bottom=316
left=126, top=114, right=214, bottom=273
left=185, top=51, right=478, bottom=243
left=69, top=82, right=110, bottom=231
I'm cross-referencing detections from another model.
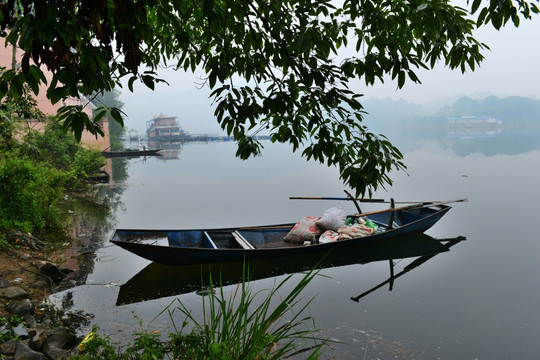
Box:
left=65, top=189, right=118, bottom=284
left=111, top=157, right=129, bottom=183
left=64, top=158, right=130, bottom=286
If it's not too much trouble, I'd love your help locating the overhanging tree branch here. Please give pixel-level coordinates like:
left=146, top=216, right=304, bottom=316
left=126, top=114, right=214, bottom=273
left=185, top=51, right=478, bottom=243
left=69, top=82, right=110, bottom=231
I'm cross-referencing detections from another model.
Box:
left=0, top=0, right=538, bottom=194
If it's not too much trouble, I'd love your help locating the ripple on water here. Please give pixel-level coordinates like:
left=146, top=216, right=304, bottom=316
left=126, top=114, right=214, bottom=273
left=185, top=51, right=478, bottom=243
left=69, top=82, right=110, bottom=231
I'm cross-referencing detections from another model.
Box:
left=95, top=255, right=117, bottom=263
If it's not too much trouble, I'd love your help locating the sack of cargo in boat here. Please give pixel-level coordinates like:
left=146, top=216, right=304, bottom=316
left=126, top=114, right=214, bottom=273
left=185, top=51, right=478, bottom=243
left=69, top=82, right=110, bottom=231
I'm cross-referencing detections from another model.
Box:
left=317, top=207, right=346, bottom=231
left=320, top=230, right=354, bottom=243
left=338, top=223, right=373, bottom=238
left=284, top=216, right=322, bottom=244
left=319, top=230, right=339, bottom=243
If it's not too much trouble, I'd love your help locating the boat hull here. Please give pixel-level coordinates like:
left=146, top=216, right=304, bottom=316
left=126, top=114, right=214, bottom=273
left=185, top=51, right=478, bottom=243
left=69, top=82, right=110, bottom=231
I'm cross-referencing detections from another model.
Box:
left=116, top=233, right=459, bottom=305
left=102, top=149, right=161, bottom=158
left=111, top=205, right=451, bottom=266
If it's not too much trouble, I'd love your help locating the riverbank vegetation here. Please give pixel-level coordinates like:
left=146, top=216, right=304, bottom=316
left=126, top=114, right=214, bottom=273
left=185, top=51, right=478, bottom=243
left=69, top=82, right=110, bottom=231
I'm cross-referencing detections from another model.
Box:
left=0, top=95, right=106, bottom=237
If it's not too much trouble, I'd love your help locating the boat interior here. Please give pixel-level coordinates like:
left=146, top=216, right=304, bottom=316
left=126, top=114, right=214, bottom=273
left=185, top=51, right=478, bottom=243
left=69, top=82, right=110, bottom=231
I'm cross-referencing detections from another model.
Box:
left=118, top=212, right=407, bottom=250
left=169, top=228, right=295, bottom=250
left=114, top=206, right=449, bottom=250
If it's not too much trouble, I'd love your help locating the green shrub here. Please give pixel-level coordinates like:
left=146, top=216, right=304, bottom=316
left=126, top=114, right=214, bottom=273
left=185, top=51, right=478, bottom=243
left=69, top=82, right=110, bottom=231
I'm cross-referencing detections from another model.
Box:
left=0, top=234, right=10, bottom=250
left=0, top=315, right=29, bottom=343
left=73, top=326, right=168, bottom=360
left=0, top=116, right=107, bottom=234
left=0, top=155, right=66, bottom=234
left=73, top=326, right=119, bottom=360
left=21, top=119, right=106, bottom=183
left=67, top=148, right=107, bottom=188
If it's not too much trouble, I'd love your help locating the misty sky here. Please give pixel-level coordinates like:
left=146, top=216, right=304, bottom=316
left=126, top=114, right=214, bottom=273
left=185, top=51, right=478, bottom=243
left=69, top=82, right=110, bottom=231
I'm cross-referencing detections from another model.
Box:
left=120, top=13, right=540, bottom=134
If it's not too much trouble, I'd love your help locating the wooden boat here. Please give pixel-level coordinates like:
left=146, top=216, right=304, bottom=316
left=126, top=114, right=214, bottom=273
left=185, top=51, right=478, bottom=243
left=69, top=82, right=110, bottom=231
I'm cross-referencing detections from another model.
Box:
left=111, top=202, right=453, bottom=266
left=116, top=234, right=464, bottom=305
left=102, top=148, right=161, bottom=158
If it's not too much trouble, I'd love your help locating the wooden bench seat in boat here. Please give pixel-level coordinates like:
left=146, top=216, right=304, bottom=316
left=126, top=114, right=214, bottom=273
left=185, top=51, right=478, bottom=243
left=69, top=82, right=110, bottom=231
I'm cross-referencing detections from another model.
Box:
left=203, top=231, right=255, bottom=250
left=231, top=231, right=255, bottom=250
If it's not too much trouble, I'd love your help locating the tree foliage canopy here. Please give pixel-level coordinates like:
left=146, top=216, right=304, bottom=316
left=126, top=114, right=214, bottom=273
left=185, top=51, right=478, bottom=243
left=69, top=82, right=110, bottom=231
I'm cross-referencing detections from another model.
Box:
left=0, top=0, right=538, bottom=194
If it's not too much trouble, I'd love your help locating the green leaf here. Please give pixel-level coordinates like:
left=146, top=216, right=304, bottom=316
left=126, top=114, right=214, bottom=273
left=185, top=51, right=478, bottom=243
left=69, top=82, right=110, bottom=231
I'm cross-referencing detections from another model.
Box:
left=141, top=75, right=155, bottom=90
left=109, top=107, right=125, bottom=127
left=397, top=71, right=405, bottom=88
left=128, top=76, right=137, bottom=92
left=477, top=7, right=489, bottom=25
left=92, top=107, right=108, bottom=123
left=491, top=11, right=503, bottom=29
left=511, top=13, right=520, bottom=27
left=471, top=0, right=482, bottom=14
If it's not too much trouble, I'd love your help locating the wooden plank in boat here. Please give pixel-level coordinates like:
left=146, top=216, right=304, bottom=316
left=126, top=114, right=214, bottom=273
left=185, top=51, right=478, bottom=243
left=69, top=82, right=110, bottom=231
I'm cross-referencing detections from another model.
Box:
left=232, top=231, right=255, bottom=250
left=203, top=232, right=218, bottom=249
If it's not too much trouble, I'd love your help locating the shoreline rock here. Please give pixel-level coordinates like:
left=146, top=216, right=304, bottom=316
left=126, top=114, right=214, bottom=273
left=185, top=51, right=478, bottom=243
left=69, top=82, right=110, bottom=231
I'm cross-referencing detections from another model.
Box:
left=0, top=240, right=87, bottom=359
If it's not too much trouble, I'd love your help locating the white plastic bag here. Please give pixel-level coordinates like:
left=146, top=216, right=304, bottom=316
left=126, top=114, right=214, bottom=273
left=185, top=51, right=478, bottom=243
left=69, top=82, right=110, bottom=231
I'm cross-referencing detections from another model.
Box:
left=317, top=207, right=346, bottom=231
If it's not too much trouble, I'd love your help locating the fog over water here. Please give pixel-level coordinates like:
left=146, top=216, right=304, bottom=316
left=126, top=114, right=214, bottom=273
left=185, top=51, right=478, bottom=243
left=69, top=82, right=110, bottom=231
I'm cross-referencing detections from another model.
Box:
left=119, top=12, right=540, bottom=135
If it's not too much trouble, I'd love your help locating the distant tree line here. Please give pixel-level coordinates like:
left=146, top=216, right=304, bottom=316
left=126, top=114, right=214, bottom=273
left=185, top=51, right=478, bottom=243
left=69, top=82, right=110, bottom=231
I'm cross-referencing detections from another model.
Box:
left=363, top=95, right=540, bottom=130
left=447, top=96, right=540, bottom=122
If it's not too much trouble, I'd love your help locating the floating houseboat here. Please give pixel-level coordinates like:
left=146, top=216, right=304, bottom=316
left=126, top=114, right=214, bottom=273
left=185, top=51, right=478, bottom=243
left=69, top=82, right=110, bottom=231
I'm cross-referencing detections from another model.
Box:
left=447, top=116, right=503, bottom=139
left=146, top=114, right=191, bottom=141
left=447, top=115, right=502, bottom=127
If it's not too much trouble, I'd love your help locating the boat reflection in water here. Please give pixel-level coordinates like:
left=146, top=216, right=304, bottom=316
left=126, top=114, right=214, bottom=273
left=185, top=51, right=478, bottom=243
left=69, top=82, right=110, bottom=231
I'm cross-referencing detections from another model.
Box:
left=116, top=234, right=465, bottom=306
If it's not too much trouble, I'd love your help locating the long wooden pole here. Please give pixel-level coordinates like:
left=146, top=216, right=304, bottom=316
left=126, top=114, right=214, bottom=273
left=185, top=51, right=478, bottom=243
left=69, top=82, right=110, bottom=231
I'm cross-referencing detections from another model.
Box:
left=350, top=198, right=468, bottom=218
left=289, top=196, right=466, bottom=204
left=289, top=196, right=386, bottom=202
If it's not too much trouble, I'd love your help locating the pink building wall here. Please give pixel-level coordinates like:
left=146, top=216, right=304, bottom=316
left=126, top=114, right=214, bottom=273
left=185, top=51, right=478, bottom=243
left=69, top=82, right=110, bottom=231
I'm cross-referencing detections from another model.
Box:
left=0, top=44, right=110, bottom=152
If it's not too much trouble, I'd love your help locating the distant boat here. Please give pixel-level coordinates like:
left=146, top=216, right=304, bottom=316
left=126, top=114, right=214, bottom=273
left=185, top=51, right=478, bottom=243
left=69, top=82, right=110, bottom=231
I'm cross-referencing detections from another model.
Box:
left=128, top=129, right=139, bottom=141
left=102, top=148, right=161, bottom=158
left=111, top=201, right=458, bottom=266
left=146, top=114, right=191, bottom=141
left=447, top=116, right=503, bottom=139
left=447, top=115, right=501, bottom=127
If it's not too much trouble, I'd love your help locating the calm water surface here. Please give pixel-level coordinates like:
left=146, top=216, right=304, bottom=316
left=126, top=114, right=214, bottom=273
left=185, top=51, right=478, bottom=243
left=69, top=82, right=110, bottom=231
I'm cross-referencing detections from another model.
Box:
left=51, top=128, right=540, bottom=359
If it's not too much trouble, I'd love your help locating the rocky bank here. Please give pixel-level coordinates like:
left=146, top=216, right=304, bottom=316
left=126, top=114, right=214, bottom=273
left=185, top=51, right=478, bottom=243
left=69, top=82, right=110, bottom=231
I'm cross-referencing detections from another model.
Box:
left=0, top=231, right=91, bottom=359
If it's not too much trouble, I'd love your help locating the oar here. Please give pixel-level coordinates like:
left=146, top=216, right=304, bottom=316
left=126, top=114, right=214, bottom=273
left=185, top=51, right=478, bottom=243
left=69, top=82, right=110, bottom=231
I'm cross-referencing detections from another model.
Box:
left=289, top=196, right=465, bottom=204
left=289, top=196, right=386, bottom=202
left=238, top=225, right=293, bottom=231
left=351, top=198, right=468, bottom=218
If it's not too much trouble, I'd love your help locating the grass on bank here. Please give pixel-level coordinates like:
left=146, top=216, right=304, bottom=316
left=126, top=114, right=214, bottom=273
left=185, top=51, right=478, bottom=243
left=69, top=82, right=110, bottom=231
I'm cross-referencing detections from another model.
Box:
left=72, top=268, right=329, bottom=359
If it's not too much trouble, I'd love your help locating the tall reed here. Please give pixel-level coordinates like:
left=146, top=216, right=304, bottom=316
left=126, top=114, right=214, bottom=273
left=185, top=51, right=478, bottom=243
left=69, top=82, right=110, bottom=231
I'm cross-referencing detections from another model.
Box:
left=163, top=267, right=328, bottom=359
left=73, top=266, right=329, bottom=359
